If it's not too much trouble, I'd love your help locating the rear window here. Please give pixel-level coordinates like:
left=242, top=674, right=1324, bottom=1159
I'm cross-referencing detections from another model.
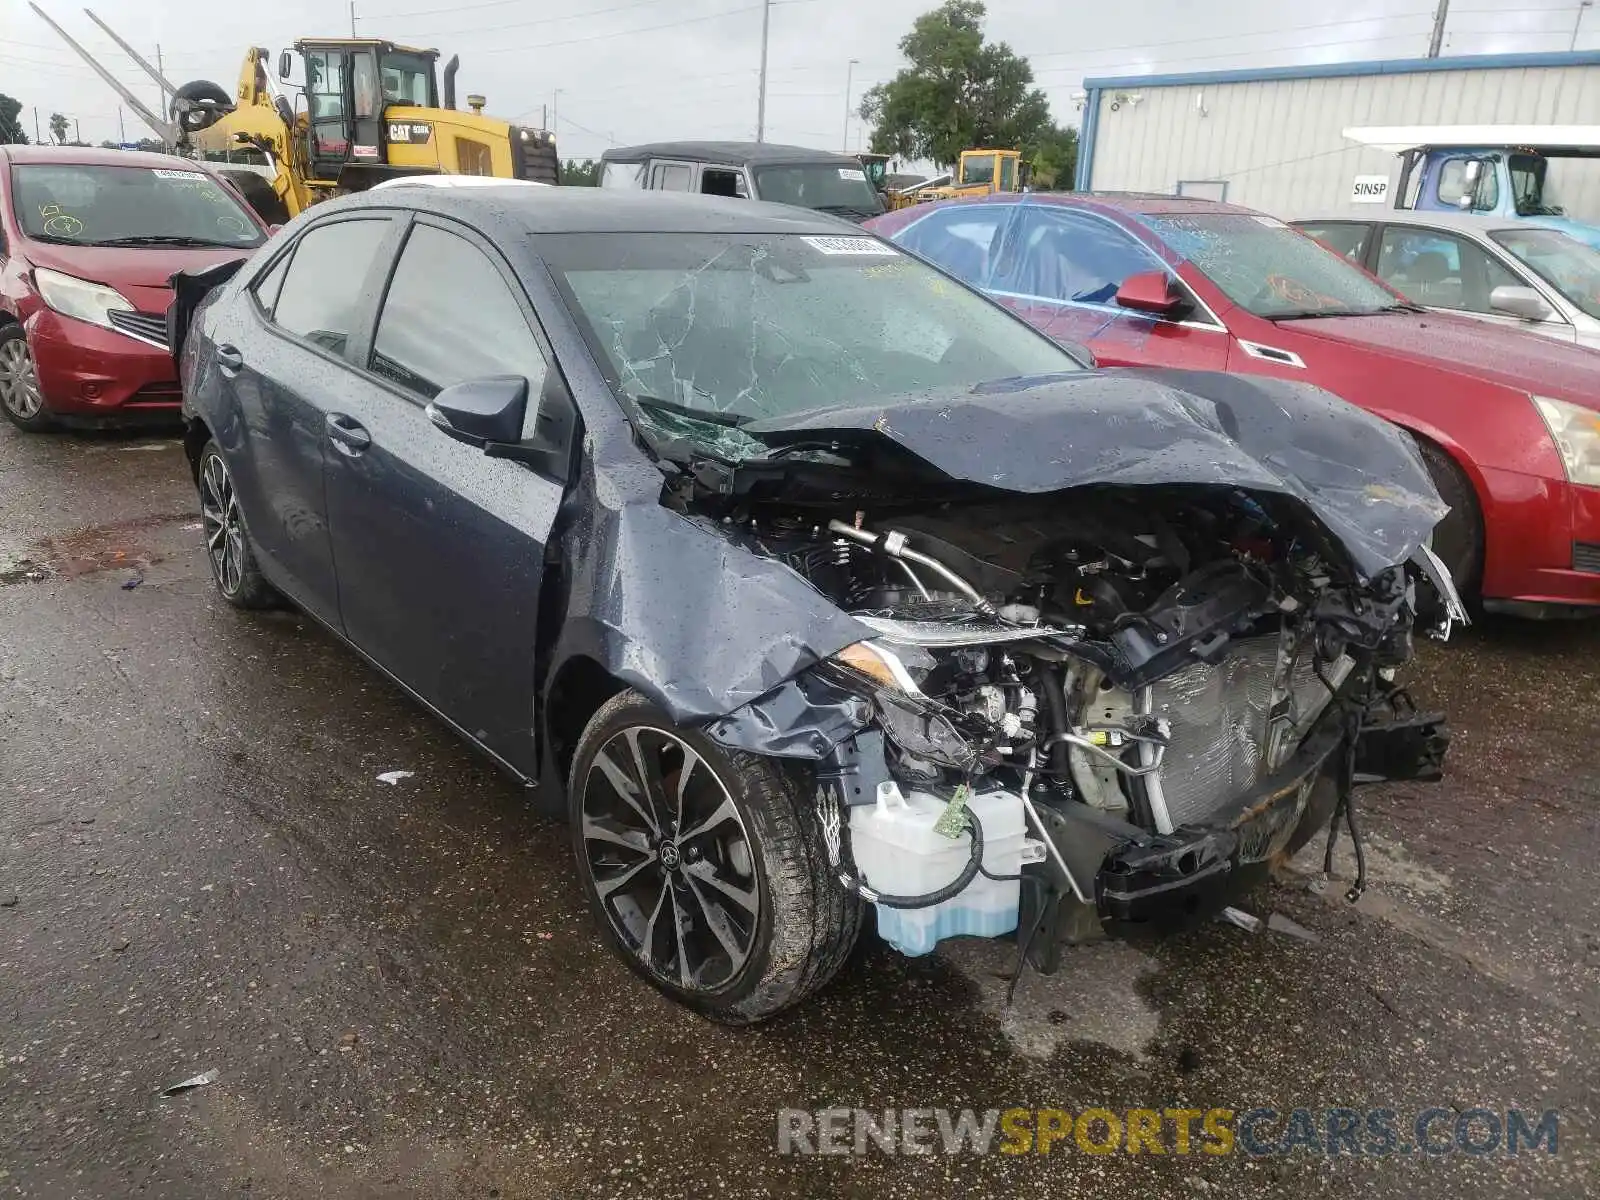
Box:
left=9, top=163, right=265, bottom=249
left=752, top=163, right=882, bottom=219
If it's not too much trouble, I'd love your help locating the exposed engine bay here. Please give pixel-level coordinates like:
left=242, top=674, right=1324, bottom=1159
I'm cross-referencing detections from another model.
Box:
left=680, top=459, right=1457, bottom=964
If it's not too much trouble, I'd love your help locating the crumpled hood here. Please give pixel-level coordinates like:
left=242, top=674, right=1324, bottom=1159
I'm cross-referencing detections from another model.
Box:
left=1268, top=308, right=1600, bottom=407
left=743, top=368, right=1448, bottom=578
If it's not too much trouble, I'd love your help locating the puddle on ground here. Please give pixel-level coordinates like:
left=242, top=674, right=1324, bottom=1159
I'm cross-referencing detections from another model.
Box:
left=0, top=511, right=196, bottom=587
left=939, top=937, right=1161, bottom=1062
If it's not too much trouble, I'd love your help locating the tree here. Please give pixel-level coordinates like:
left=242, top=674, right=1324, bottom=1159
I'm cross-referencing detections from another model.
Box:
left=562, top=158, right=600, bottom=186
left=1027, top=124, right=1078, bottom=190
left=859, top=0, right=1068, bottom=175
left=0, top=95, right=28, bottom=144
left=49, top=112, right=69, bottom=145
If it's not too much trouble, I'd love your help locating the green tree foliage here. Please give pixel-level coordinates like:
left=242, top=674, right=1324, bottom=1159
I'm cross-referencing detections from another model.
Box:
left=561, top=158, right=600, bottom=186
left=0, top=94, right=28, bottom=144
left=1027, top=124, right=1078, bottom=189
left=48, top=112, right=69, bottom=145
left=859, top=0, right=1069, bottom=173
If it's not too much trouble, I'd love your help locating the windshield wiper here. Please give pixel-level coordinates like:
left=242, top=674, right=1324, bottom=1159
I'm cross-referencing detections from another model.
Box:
left=631, top=394, right=752, bottom=428
left=89, top=235, right=249, bottom=248
left=1269, top=303, right=1418, bottom=321
left=813, top=204, right=880, bottom=219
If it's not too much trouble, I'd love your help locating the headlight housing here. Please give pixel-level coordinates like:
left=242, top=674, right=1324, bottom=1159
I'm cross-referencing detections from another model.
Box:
left=1532, top=395, right=1600, bottom=487
left=33, top=267, right=134, bottom=333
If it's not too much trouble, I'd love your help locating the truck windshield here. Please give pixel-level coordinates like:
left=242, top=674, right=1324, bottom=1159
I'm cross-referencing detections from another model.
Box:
left=752, top=164, right=882, bottom=218
left=542, top=231, right=1076, bottom=448
left=1509, top=153, right=1564, bottom=216
left=1141, top=212, right=1406, bottom=319
left=1492, top=228, right=1600, bottom=319
left=10, top=163, right=264, bottom=248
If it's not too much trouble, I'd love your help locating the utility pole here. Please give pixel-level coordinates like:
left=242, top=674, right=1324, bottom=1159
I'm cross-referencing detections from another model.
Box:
left=74, top=118, right=81, bottom=144
left=350, top=2, right=358, bottom=36
left=33, top=106, right=41, bottom=144
left=541, top=103, right=548, bottom=132
left=1574, top=1, right=1594, bottom=51
left=552, top=89, right=562, bottom=136
left=1426, top=0, right=1450, bottom=58
left=756, top=0, right=771, bottom=142
left=118, top=107, right=125, bottom=143
left=841, top=58, right=858, bottom=152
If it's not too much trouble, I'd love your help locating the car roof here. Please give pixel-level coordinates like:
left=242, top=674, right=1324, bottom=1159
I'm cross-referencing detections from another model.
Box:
left=887, top=191, right=1265, bottom=221
left=1291, top=209, right=1526, bottom=236
left=0, top=144, right=212, bottom=171
left=337, top=185, right=864, bottom=235
left=370, top=175, right=550, bottom=190
left=599, top=140, right=863, bottom=168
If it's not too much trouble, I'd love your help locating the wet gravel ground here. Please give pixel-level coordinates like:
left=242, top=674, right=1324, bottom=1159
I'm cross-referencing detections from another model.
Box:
left=2, top=425, right=1597, bottom=1199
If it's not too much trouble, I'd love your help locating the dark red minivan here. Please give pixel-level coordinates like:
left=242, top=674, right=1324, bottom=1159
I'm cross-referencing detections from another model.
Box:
left=0, top=145, right=269, bottom=431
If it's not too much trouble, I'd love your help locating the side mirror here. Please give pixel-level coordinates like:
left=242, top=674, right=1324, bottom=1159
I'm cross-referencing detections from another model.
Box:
left=278, top=49, right=293, bottom=81
left=1489, top=284, right=1554, bottom=321
left=1455, top=192, right=1475, bottom=210
left=427, top=376, right=529, bottom=447
left=1114, top=270, right=1187, bottom=316
left=267, top=223, right=284, bottom=234
left=1462, top=160, right=1483, bottom=185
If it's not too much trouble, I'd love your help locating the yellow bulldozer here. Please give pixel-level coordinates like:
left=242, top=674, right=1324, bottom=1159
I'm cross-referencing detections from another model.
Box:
left=916, top=148, right=1030, bottom=203
left=32, top=7, right=561, bottom=224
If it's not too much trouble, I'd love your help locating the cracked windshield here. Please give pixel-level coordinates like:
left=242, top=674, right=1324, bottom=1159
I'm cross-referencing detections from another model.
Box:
left=1141, top=211, right=1407, bottom=319
left=545, top=232, right=1077, bottom=456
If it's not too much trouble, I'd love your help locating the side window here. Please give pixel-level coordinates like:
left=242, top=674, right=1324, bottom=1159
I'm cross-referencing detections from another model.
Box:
left=701, top=167, right=746, bottom=198
left=600, top=161, right=643, bottom=189
left=1375, top=227, right=1520, bottom=313
left=251, top=250, right=292, bottom=315
left=891, top=205, right=1010, bottom=287
left=270, top=218, right=390, bottom=355
left=1297, top=222, right=1372, bottom=265
left=1437, top=158, right=1498, bottom=212
left=369, top=223, right=548, bottom=434
left=1000, top=208, right=1164, bottom=307
left=650, top=162, right=693, bottom=191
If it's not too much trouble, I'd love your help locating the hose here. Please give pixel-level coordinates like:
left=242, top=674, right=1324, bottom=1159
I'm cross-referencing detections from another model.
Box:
left=826, top=519, right=997, bottom=616
left=842, top=807, right=986, bottom=910
left=1037, top=663, right=1071, bottom=783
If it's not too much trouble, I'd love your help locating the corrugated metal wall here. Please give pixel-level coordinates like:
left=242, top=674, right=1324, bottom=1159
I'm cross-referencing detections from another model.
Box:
left=1084, top=64, right=1600, bottom=220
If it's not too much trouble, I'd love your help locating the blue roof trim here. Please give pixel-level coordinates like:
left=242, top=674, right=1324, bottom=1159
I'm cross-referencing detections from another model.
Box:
left=1082, top=49, right=1600, bottom=91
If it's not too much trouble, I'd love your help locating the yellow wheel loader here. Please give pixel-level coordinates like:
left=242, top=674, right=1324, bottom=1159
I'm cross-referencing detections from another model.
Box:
left=32, top=7, right=560, bottom=223
left=916, top=148, right=1030, bottom=203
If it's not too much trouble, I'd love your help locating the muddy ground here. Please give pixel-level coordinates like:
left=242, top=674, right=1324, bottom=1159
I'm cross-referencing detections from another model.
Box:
left=2, top=424, right=1596, bottom=1198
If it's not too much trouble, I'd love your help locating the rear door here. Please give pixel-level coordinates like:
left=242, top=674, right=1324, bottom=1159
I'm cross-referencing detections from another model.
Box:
left=319, top=215, right=566, bottom=773
left=218, top=214, right=397, bottom=627
left=987, top=206, right=1229, bottom=370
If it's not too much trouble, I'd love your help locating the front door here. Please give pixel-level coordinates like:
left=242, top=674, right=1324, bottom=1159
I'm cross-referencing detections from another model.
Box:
left=320, top=216, right=565, bottom=772
left=988, top=206, right=1230, bottom=370
left=220, top=215, right=396, bottom=626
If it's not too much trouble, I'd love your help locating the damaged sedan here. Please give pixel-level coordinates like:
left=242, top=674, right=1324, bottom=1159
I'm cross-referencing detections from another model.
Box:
left=172, top=188, right=1462, bottom=1023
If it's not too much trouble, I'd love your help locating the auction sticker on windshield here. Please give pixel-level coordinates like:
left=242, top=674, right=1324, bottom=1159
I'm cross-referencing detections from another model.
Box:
left=838, top=168, right=867, bottom=181
left=801, top=235, right=898, bottom=256
left=152, top=169, right=203, bottom=179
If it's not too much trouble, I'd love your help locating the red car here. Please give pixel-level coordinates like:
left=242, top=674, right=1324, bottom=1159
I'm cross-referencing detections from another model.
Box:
left=0, top=145, right=269, bottom=431
left=867, top=194, right=1600, bottom=616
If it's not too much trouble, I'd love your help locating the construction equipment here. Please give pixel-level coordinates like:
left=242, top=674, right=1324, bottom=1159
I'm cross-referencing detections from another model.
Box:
left=31, top=6, right=560, bottom=223
left=917, top=148, right=1030, bottom=203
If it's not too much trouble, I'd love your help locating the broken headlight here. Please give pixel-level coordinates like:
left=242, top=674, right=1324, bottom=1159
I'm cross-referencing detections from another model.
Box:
left=825, top=641, right=981, bottom=771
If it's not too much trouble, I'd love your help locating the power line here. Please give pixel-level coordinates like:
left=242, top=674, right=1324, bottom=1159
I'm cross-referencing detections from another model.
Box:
left=387, top=0, right=677, bottom=37
left=1034, top=29, right=1443, bottom=82
left=1027, top=11, right=1437, bottom=63
left=448, top=4, right=762, bottom=56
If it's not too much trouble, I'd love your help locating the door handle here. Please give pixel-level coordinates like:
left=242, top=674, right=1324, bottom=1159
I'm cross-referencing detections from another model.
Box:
left=326, top=412, right=371, bottom=455
left=214, top=344, right=244, bottom=375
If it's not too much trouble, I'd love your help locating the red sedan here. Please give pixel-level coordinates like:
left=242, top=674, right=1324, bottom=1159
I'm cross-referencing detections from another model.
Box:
left=0, top=144, right=269, bottom=431
left=867, top=194, right=1600, bottom=616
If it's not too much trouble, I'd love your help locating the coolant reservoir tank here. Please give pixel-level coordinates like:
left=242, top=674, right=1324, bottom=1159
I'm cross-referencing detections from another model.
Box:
left=847, top=781, right=1032, bottom=956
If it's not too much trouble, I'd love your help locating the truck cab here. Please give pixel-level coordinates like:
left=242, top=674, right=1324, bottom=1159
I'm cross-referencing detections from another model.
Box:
left=1344, top=125, right=1600, bottom=250
left=598, top=141, right=884, bottom=221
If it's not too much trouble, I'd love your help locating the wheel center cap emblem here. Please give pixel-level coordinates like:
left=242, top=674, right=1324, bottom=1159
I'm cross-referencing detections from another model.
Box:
left=659, top=842, right=682, bottom=870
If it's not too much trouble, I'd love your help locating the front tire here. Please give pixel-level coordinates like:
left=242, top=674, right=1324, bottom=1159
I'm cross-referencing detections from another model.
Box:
left=196, top=441, right=277, bottom=609
left=0, top=325, right=52, bottom=432
left=1416, top=438, right=1482, bottom=602
left=569, top=691, right=863, bottom=1024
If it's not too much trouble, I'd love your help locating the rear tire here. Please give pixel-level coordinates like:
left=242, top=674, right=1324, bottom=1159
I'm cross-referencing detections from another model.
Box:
left=1416, top=438, right=1482, bottom=603
left=196, top=441, right=277, bottom=609
left=0, top=325, right=53, bottom=432
left=569, top=690, right=863, bottom=1024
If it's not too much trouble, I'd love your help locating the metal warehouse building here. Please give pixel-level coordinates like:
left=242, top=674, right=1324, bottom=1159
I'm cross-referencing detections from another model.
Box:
left=1073, top=50, right=1600, bottom=220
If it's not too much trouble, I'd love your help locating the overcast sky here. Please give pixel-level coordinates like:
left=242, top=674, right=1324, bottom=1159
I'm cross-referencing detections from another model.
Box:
left=3, top=0, right=1594, bottom=157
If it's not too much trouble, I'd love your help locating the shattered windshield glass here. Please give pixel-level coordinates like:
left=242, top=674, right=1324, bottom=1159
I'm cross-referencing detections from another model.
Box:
left=541, top=232, right=1078, bottom=456
left=1141, top=212, right=1407, bottom=319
